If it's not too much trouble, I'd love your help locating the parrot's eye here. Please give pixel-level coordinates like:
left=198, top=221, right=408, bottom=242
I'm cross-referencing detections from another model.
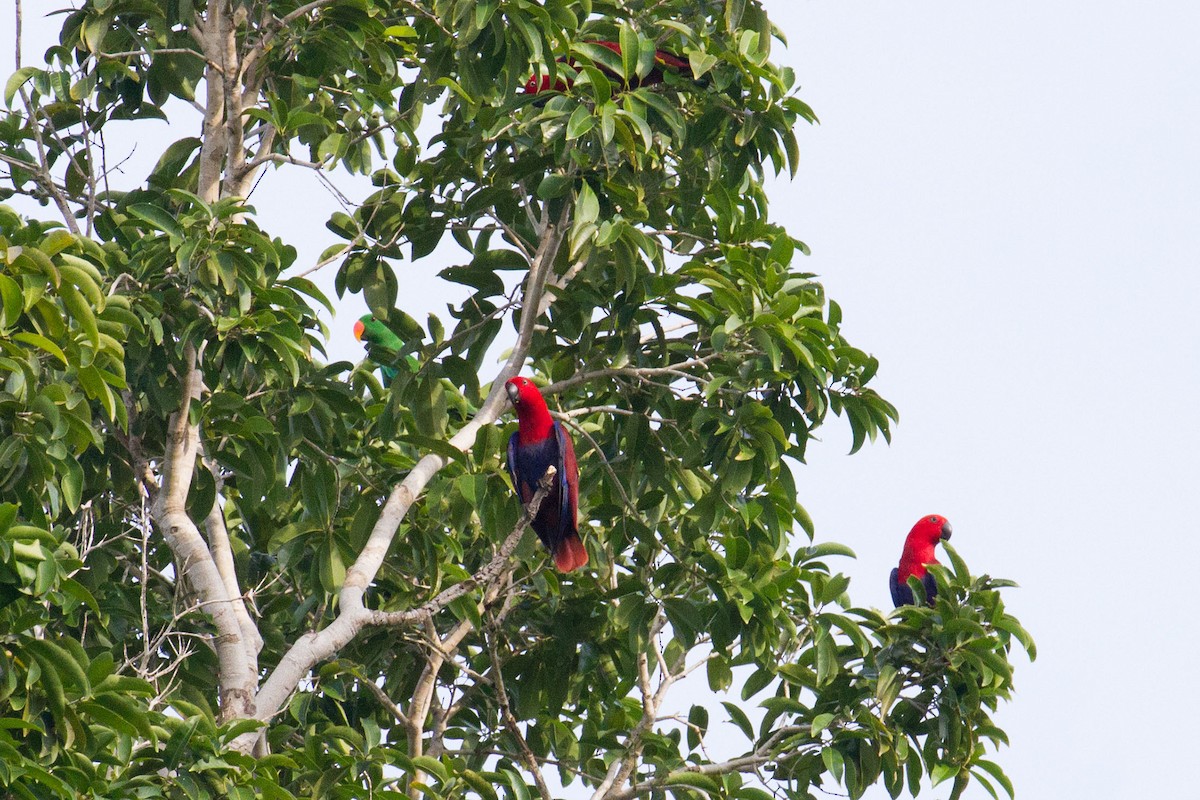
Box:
left=928, top=516, right=939, bottom=524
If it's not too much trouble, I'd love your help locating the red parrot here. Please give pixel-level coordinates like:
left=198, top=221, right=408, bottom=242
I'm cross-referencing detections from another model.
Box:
left=523, top=40, right=692, bottom=94
left=504, top=377, right=588, bottom=572
left=889, top=514, right=953, bottom=607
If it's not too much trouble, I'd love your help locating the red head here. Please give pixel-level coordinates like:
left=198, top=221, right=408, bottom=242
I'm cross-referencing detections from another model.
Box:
left=897, top=514, right=953, bottom=580
left=505, top=376, right=554, bottom=443
left=523, top=74, right=551, bottom=94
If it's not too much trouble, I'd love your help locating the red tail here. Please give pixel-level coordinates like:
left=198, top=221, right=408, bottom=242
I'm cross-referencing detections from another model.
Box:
left=554, top=534, right=589, bottom=572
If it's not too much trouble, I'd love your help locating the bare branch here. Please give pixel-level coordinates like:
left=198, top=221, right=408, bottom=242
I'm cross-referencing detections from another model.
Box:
left=488, top=630, right=553, bottom=800
left=607, top=726, right=814, bottom=800
left=239, top=197, right=567, bottom=744
left=14, top=88, right=81, bottom=235
left=14, top=0, right=21, bottom=71
left=98, top=47, right=207, bottom=60
left=369, top=465, right=557, bottom=629
left=196, top=4, right=230, bottom=203
left=291, top=240, right=358, bottom=278
left=241, top=151, right=325, bottom=174
left=542, top=355, right=720, bottom=397
left=361, top=678, right=412, bottom=729
left=150, top=344, right=258, bottom=721
left=590, top=609, right=667, bottom=800
left=202, top=457, right=263, bottom=656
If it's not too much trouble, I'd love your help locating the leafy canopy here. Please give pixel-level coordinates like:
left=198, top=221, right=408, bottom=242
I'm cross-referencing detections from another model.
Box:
left=0, top=1, right=1033, bottom=799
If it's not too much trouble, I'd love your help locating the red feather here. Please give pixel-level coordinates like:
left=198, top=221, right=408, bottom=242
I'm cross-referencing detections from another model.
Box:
left=523, top=40, right=693, bottom=95
left=890, top=514, right=953, bottom=607
left=505, top=377, right=588, bottom=572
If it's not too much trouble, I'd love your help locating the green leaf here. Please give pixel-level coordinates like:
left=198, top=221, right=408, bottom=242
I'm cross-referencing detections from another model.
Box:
left=0, top=272, right=24, bottom=325
left=706, top=654, right=732, bottom=691
left=619, top=24, right=638, bottom=80
left=720, top=701, right=754, bottom=740
left=26, top=642, right=67, bottom=719
left=815, top=629, right=837, bottom=685
left=686, top=704, right=708, bottom=750
left=663, top=772, right=720, bottom=794
left=408, top=755, right=446, bottom=781
left=566, top=105, right=595, bottom=140
left=26, top=638, right=89, bottom=692
left=60, top=458, right=83, bottom=513
left=59, top=281, right=100, bottom=348
left=973, top=759, right=1015, bottom=799
left=91, top=692, right=155, bottom=743
left=13, top=332, right=67, bottom=365
left=4, top=66, right=40, bottom=106
left=804, top=541, right=856, bottom=560
left=128, top=204, right=184, bottom=239
left=537, top=174, right=572, bottom=199
left=943, top=542, right=970, bottom=583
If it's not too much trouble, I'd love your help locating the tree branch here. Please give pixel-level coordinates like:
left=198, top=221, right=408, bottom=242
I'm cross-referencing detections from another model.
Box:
left=542, top=356, right=720, bottom=397
left=196, top=4, right=230, bottom=203
left=202, top=457, right=263, bottom=656
left=362, top=673, right=412, bottom=729
left=607, top=726, right=813, bottom=800
left=14, top=89, right=81, bottom=235
left=150, top=344, right=258, bottom=721
left=368, top=465, right=556, bottom=629
left=238, top=191, right=567, bottom=743
left=488, top=630, right=553, bottom=800
left=591, top=609, right=668, bottom=800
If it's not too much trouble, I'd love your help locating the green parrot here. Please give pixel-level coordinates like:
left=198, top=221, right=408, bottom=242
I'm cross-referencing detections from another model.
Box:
left=354, top=313, right=418, bottom=385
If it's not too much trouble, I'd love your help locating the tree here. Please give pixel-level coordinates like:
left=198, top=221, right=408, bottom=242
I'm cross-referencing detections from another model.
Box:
left=0, top=1, right=1034, bottom=798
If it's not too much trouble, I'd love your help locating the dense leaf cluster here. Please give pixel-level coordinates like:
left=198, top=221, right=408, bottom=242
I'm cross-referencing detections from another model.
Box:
left=0, top=1, right=1031, bottom=799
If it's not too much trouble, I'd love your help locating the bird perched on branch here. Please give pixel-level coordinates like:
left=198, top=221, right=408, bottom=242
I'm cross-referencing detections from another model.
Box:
left=889, top=514, right=953, bottom=607
left=354, top=313, right=417, bottom=385
left=505, top=376, right=588, bottom=572
left=523, top=40, right=693, bottom=95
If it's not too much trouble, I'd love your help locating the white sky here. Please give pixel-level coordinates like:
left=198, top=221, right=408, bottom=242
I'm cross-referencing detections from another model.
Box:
left=7, top=1, right=1200, bottom=797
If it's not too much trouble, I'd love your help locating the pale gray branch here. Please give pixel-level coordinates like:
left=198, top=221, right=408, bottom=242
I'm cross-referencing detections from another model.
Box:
left=607, top=726, right=814, bottom=800
left=150, top=344, right=258, bottom=722
left=236, top=206, right=571, bottom=752
left=202, top=458, right=263, bottom=656
left=14, top=88, right=81, bottom=235
left=542, top=356, right=720, bottom=397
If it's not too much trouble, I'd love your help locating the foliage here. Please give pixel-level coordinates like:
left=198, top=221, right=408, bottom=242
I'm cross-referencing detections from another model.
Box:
left=0, top=1, right=1032, bottom=799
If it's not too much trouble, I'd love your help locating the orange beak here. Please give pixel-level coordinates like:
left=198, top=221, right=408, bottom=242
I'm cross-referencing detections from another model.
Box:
left=353, top=319, right=365, bottom=341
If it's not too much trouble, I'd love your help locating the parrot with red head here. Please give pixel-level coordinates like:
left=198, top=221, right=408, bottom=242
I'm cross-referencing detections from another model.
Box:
left=505, top=376, right=588, bottom=572
left=889, top=514, right=953, bottom=607
left=523, top=40, right=693, bottom=95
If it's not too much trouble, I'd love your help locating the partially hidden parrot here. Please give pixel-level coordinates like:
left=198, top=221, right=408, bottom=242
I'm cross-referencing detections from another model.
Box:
left=523, top=40, right=693, bottom=95
left=354, top=313, right=417, bottom=385
left=889, top=514, right=953, bottom=607
left=504, top=376, right=588, bottom=572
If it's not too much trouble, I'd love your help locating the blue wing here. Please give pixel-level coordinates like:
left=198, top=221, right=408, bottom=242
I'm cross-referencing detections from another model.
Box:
left=890, top=568, right=939, bottom=608
left=922, top=572, right=938, bottom=604
left=506, top=431, right=518, bottom=489
left=552, top=422, right=578, bottom=539
left=889, top=568, right=911, bottom=607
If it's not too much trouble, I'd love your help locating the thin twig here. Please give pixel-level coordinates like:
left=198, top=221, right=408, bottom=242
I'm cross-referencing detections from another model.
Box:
left=487, top=630, right=554, bottom=800
left=542, top=356, right=719, bottom=397
left=366, top=466, right=558, bottom=628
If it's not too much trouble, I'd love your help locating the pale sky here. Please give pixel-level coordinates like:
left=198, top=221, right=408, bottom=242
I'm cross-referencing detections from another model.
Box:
left=8, top=1, right=1200, bottom=797
left=766, top=2, right=1200, bottom=797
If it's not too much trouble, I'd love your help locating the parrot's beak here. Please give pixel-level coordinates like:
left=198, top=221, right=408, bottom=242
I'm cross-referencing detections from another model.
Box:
left=353, top=319, right=365, bottom=341
left=506, top=381, right=521, bottom=406
left=940, top=521, right=953, bottom=541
